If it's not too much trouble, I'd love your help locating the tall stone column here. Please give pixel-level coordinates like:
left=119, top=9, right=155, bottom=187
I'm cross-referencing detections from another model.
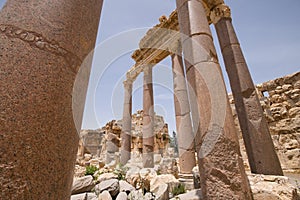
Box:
left=120, top=80, right=133, bottom=165
left=142, top=65, right=155, bottom=168
left=171, top=44, right=196, bottom=174
left=0, top=1, right=103, bottom=199
left=176, top=0, right=252, bottom=199
left=212, top=4, right=283, bottom=175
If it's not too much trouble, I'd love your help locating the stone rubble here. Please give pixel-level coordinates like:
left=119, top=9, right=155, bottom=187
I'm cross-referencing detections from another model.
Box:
left=72, top=72, right=300, bottom=199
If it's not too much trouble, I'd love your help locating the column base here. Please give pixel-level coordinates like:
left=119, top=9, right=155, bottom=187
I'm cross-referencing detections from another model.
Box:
left=178, top=173, right=196, bottom=191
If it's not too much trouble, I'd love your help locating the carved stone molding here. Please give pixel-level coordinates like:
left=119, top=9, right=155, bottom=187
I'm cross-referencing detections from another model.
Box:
left=210, top=4, right=231, bottom=24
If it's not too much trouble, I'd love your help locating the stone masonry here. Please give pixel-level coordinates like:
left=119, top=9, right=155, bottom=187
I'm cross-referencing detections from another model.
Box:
left=231, top=71, right=300, bottom=171
left=78, top=110, right=169, bottom=163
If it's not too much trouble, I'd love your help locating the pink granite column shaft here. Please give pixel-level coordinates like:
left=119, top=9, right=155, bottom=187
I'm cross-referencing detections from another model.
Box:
left=213, top=4, right=283, bottom=175
left=120, top=80, right=133, bottom=165
left=171, top=49, right=196, bottom=174
left=0, top=0, right=103, bottom=199
left=143, top=66, right=155, bottom=168
left=176, top=0, right=253, bottom=199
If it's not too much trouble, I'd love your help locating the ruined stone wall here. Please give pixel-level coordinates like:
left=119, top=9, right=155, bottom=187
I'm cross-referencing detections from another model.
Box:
left=230, top=72, right=300, bottom=170
left=78, top=110, right=169, bottom=162
left=130, top=110, right=169, bottom=154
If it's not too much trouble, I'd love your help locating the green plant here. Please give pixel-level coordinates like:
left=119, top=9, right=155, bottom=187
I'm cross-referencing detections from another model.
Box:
left=85, top=165, right=98, bottom=176
left=172, top=184, right=186, bottom=196
left=113, top=164, right=128, bottom=180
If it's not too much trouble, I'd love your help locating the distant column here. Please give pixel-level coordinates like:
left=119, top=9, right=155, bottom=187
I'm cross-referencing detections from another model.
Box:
left=212, top=3, right=283, bottom=175
left=143, top=65, right=155, bottom=168
left=0, top=0, right=103, bottom=199
left=120, top=79, right=133, bottom=165
left=176, top=0, right=253, bottom=199
left=171, top=43, right=196, bottom=174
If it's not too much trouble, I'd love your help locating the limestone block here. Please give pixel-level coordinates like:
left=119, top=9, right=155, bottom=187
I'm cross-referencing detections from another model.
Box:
left=282, top=84, right=293, bottom=91
left=248, top=174, right=297, bottom=200
left=150, top=174, right=179, bottom=192
left=98, top=191, right=112, bottom=200
left=139, top=168, right=157, bottom=192
left=95, top=179, right=119, bottom=197
left=152, top=183, right=169, bottom=200
left=119, top=180, right=135, bottom=193
left=289, top=107, right=300, bottom=117
left=96, top=173, right=118, bottom=183
left=71, top=193, right=98, bottom=200
left=72, top=175, right=95, bottom=195
left=170, top=189, right=203, bottom=200
left=116, top=192, right=128, bottom=200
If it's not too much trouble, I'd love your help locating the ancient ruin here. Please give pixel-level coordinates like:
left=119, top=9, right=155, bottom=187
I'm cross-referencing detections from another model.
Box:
left=78, top=111, right=170, bottom=165
left=74, top=72, right=299, bottom=199
left=120, top=0, right=282, bottom=199
left=1, top=0, right=299, bottom=199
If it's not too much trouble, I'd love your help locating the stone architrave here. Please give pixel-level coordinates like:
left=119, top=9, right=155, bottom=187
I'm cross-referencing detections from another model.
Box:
left=142, top=65, right=155, bottom=168
left=0, top=0, right=103, bottom=199
left=120, top=80, right=133, bottom=165
left=176, top=0, right=253, bottom=199
left=212, top=3, right=283, bottom=175
left=171, top=44, right=196, bottom=174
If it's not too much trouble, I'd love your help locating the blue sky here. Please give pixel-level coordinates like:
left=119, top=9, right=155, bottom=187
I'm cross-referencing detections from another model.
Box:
left=1, top=1, right=300, bottom=133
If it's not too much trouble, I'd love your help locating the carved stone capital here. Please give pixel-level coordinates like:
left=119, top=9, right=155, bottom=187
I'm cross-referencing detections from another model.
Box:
left=210, top=4, right=231, bottom=24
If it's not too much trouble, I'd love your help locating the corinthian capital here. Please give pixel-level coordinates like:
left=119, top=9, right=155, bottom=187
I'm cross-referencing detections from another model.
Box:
left=210, top=4, right=231, bottom=24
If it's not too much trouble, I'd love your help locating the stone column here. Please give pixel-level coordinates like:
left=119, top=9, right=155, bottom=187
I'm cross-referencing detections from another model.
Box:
left=171, top=44, right=196, bottom=174
left=120, top=80, right=133, bottom=165
left=176, top=0, right=252, bottom=199
left=0, top=0, right=103, bottom=199
left=143, top=65, right=155, bottom=168
left=212, top=4, right=283, bottom=175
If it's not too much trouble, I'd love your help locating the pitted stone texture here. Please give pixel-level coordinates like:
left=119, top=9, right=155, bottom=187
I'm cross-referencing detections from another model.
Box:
left=215, top=17, right=283, bottom=175
left=231, top=72, right=300, bottom=172
left=0, top=0, right=103, bottom=199
left=176, top=0, right=252, bottom=199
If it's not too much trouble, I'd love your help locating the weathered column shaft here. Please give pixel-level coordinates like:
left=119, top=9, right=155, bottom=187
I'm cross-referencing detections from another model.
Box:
left=0, top=0, right=103, bottom=199
left=142, top=66, right=155, bottom=168
left=176, top=0, right=252, bottom=199
left=212, top=4, right=283, bottom=175
left=171, top=50, right=196, bottom=174
left=120, top=80, right=133, bottom=165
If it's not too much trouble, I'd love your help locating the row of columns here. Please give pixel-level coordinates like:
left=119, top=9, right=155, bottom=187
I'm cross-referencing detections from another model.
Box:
left=121, top=0, right=283, bottom=199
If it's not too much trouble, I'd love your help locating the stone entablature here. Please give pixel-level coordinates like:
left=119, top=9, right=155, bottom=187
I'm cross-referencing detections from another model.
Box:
left=126, top=0, right=230, bottom=81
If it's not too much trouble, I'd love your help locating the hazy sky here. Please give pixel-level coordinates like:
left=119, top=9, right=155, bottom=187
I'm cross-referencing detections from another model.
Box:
left=1, top=1, right=300, bottom=133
